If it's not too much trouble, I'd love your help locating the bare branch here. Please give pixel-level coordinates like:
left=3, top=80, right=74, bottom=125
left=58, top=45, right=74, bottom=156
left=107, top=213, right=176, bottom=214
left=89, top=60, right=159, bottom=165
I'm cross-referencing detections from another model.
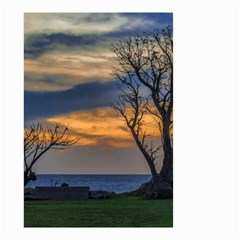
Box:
left=24, top=123, right=79, bottom=186
left=111, top=26, right=173, bottom=182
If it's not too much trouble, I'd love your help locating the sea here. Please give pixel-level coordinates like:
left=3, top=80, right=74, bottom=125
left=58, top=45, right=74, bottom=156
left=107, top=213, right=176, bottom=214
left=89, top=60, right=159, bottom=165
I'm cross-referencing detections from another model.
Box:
left=26, top=174, right=152, bottom=194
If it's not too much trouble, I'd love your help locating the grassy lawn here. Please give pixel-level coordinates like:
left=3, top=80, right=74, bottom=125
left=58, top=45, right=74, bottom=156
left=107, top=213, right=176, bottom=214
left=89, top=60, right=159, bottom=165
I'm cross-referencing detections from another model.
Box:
left=24, top=196, right=173, bottom=227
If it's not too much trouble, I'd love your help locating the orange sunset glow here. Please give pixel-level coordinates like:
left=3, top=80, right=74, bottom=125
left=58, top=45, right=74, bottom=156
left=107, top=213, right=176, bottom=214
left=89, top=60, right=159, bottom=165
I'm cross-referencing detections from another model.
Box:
left=46, top=107, right=161, bottom=148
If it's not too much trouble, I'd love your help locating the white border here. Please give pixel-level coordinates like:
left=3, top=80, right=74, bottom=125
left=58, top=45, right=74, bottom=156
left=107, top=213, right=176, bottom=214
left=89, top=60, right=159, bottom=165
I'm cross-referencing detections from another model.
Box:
left=1, top=0, right=239, bottom=239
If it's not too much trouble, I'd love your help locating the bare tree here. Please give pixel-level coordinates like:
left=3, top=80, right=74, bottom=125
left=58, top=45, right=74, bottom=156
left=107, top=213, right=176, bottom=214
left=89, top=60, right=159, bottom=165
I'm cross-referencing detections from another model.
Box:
left=112, top=75, right=160, bottom=181
left=24, top=123, right=79, bottom=186
left=111, top=26, right=173, bottom=190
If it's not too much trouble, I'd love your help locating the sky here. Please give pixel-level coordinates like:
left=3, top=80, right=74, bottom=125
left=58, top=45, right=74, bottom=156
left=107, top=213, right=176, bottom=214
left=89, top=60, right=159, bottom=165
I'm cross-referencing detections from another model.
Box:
left=24, top=13, right=173, bottom=174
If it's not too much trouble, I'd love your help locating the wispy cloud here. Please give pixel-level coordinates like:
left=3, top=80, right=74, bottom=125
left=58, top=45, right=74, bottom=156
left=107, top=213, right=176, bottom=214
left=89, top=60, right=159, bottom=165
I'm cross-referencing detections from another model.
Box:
left=25, top=47, right=116, bottom=91
left=46, top=107, right=133, bottom=148
left=45, top=106, right=161, bottom=149
left=24, top=13, right=159, bottom=35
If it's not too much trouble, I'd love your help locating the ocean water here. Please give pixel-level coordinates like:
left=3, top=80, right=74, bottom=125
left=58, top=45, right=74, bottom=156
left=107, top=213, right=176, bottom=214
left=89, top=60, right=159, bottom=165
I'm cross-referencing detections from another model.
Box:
left=26, top=174, right=152, bottom=194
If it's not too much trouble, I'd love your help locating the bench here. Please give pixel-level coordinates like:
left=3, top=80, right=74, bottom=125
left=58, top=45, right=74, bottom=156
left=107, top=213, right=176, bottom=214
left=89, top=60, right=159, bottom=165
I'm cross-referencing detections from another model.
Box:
left=33, top=186, right=90, bottom=200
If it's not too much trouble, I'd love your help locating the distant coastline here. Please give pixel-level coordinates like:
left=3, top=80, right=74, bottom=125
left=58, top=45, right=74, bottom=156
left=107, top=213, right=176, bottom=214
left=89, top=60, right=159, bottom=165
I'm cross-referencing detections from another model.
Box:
left=26, top=174, right=152, bottom=194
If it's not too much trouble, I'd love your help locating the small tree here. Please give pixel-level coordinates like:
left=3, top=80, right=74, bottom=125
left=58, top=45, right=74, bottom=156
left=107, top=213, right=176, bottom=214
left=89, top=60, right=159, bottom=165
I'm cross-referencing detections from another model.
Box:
left=24, top=123, right=78, bottom=186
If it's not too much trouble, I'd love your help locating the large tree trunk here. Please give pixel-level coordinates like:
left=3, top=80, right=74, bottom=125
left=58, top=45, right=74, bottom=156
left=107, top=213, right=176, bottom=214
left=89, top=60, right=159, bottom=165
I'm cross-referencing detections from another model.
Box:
left=147, top=116, right=173, bottom=196
left=157, top=117, right=173, bottom=189
left=151, top=95, right=173, bottom=190
left=24, top=169, right=37, bottom=186
left=129, top=116, right=173, bottom=199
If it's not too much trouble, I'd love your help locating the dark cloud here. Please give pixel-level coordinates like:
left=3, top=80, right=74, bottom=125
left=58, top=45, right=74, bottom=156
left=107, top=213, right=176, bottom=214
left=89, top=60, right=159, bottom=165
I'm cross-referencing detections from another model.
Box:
left=24, top=33, right=97, bottom=58
left=24, top=80, right=119, bottom=122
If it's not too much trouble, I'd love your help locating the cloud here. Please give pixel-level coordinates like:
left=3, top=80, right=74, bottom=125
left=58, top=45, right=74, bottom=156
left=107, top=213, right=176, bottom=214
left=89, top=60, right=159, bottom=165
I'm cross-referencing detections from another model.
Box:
left=121, top=13, right=172, bottom=26
left=24, top=13, right=165, bottom=35
left=45, top=106, right=161, bottom=149
left=46, top=107, right=135, bottom=148
left=24, top=13, right=173, bottom=59
left=24, top=13, right=173, bottom=93
left=24, top=13, right=130, bottom=36
left=24, top=81, right=119, bottom=121
left=24, top=74, right=73, bottom=91
left=24, top=48, right=115, bottom=91
left=25, top=33, right=98, bottom=59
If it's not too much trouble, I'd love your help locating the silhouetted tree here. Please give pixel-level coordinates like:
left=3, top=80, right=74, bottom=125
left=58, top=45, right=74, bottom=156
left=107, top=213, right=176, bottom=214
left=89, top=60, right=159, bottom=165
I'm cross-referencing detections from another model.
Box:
left=112, top=75, right=160, bottom=181
left=24, top=123, right=78, bottom=186
left=111, top=26, right=173, bottom=192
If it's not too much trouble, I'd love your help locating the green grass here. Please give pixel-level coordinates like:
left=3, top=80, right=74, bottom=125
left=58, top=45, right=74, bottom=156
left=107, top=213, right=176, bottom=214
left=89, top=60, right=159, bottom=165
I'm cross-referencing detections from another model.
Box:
left=24, top=196, right=173, bottom=227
